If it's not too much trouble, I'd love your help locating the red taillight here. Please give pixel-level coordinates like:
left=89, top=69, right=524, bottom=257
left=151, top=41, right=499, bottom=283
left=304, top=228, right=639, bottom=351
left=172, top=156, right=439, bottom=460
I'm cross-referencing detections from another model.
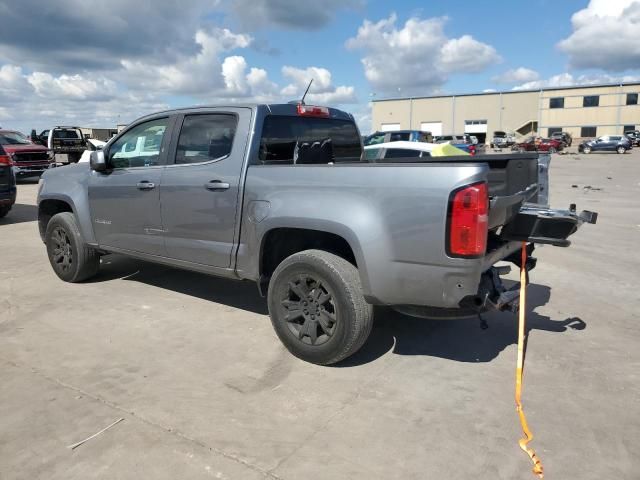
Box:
left=297, top=104, right=330, bottom=117
left=0, top=154, right=13, bottom=167
left=447, top=182, right=489, bottom=257
left=469, top=145, right=476, bottom=156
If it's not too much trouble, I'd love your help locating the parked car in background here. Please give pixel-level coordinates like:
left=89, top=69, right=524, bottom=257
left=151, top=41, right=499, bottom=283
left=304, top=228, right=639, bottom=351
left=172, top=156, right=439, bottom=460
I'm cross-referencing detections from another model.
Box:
left=550, top=131, right=573, bottom=147
left=78, top=139, right=107, bottom=163
left=363, top=141, right=469, bottom=160
left=364, top=130, right=433, bottom=146
left=434, top=134, right=467, bottom=144
left=491, top=131, right=516, bottom=148
left=624, top=130, right=639, bottom=146
left=0, top=129, right=54, bottom=177
left=513, top=136, right=563, bottom=153
left=579, top=135, right=632, bottom=154
left=434, top=134, right=483, bottom=155
left=0, top=143, right=17, bottom=218
left=37, top=102, right=596, bottom=365
left=47, top=126, right=88, bottom=163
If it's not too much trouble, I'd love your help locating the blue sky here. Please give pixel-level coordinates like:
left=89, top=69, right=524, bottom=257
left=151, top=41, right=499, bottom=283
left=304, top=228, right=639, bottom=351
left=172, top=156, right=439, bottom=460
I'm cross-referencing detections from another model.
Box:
left=1, top=0, right=639, bottom=134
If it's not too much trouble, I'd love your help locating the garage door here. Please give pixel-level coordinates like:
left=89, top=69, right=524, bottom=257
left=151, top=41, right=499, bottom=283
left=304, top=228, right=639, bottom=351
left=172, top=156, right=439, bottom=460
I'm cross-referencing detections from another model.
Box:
left=380, top=123, right=401, bottom=132
left=464, top=120, right=488, bottom=134
left=420, top=122, right=442, bottom=136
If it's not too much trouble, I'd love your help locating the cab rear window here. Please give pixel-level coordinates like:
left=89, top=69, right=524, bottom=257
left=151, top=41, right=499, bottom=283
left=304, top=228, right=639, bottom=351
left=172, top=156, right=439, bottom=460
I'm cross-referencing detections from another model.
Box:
left=258, top=116, right=362, bottom=164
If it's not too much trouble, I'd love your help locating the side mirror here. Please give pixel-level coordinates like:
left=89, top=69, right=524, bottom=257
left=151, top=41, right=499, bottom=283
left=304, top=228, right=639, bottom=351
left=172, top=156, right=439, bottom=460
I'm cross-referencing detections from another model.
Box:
left=90, top=150, right=107, bottom=172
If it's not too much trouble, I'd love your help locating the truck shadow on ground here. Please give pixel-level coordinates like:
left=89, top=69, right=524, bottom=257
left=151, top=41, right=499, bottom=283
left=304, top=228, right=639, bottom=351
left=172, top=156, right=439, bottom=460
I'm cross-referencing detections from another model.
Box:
left=339, top=283, right=586, bottom=367
left=0, top=203, right=38, bottom=225
left=92, top=256, right=586, bottom=365
left=95, top=254, right=269, bottom=315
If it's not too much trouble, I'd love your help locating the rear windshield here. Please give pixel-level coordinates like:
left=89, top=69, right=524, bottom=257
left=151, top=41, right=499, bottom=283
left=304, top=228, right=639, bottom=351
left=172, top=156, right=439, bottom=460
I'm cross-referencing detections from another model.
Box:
left=0, top=131, right=31, bottom=145
left=53, top=129, right=82, bottom=139
left=258, top=115, right=362, bottom=164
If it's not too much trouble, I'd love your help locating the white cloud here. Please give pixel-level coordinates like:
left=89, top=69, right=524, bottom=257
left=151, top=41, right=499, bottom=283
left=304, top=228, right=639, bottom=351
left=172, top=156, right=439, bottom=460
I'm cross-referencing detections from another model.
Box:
left=0, top=22, right=357, bottom=133
left=27, top=72, right=117, bottom=100
left=558, top=0, right=640, bottom=71
left=492, top=67, right=539, bottom=84
left=439, top=35, right=500, bottom=73
left=120, top=28, right=254, bottom=96
left=281, top=66, right=357, bottom=104
left=513, top=72, right=640, bottom=90
left=346, top=14, right=500, bottom=94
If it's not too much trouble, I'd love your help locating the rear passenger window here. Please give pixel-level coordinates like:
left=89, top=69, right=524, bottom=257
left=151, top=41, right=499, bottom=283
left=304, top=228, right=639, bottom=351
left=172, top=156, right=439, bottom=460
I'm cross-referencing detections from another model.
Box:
left=176, top=114, right=237, bottom=164
left=259, top=116, right=362, bottom=164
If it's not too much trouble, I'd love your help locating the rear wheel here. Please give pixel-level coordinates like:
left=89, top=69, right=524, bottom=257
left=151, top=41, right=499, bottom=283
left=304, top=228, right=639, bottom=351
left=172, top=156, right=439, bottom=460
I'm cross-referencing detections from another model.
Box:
left=67, top=153, right=81, bottom=164
left=617, top=146, right=627, bottom=154
left=548, top=147, right=557, bottom=154
left=45, top=212, right=100, bottom=282
left=267, top=249, right=373, bottom=365
left=0, top=205, right=11, bottom=218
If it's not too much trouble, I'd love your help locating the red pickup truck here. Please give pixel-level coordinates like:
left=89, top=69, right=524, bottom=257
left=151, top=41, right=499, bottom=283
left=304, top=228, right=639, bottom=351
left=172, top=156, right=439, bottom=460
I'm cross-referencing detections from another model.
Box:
left=0, top=130, right=54, bottom=177
left=512, top=136, right=564, bottom=154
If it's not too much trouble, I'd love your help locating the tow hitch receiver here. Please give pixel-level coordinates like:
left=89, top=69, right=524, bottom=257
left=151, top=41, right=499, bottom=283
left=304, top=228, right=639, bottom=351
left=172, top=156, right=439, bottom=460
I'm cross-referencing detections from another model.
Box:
left=477, top=266, right=525, bottom=313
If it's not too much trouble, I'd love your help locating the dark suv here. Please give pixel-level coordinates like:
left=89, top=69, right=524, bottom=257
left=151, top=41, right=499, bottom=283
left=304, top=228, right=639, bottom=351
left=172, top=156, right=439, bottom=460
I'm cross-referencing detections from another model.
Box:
left=0, top=143, right=17, bottom=218
left=579, top=135, right=632, bottom=154
left=550, top=131, right=572, bottom=147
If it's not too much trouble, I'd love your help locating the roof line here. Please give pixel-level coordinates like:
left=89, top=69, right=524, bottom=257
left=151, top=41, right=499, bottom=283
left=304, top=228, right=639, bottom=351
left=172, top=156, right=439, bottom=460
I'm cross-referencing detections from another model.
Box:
left=371, top=81, right=640, bottom=102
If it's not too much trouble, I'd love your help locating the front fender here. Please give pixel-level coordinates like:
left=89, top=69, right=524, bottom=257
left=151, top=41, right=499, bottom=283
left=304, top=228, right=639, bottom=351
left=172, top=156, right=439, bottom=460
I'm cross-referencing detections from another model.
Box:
left=38, top=165, right=96, bottom=244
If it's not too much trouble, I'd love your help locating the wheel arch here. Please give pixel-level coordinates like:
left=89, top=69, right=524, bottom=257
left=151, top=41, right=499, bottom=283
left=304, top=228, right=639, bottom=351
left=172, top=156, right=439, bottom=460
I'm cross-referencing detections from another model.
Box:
left=257, top=225, right=370, bottom=296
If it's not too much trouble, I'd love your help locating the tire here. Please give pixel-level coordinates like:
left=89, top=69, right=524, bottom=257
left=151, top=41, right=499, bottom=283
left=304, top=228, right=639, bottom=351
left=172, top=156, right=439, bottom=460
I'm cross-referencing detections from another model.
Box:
left=267, top=249, right=374, bottom=365
left=0, top=205, right=11, bottom=218
left=548, top=147, right=557, bottom=154
left=67, top=153, right=81, bottom=164
left=582, top=146, right=592, bottom=154
left=518, top=147, right=526, bottom=153
left=617, top=146, right=626, bottom=154
left=45, top=212, right=100, bottom=282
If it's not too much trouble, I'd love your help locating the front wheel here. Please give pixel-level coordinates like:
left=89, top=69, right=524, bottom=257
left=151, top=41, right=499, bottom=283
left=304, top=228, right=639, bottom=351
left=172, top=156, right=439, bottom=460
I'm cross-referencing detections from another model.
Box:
left=617, top=146, right=627, bottom=154
left=582, top=146, right=592, bottom=154
left=45, top=212, right=100, bottom=282
left=267, top=250, right=374, bottom=365
left=0, top=205, right=11, bottom=218
left=548, top=147, right=557, bottom=154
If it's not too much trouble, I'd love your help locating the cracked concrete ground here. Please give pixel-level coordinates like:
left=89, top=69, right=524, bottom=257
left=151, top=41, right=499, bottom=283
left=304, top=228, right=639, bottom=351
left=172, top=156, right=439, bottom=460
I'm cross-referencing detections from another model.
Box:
left=1, top=151, right=639, bottom=479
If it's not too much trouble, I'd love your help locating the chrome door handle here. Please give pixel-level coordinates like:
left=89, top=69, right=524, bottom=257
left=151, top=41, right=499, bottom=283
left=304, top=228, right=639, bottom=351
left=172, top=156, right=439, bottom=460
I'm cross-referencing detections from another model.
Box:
left=136, top=181, right=156, bottom=190
left=205, top=180, right=230, bottom=191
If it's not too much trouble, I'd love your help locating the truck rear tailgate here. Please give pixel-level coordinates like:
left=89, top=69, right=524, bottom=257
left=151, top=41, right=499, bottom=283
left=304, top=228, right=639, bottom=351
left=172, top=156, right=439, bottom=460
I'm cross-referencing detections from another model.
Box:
left=375, top=152, right=596, bottom=246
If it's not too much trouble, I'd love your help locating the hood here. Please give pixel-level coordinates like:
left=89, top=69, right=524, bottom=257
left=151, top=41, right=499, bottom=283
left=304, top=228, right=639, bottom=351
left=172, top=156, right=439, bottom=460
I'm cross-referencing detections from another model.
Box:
left=2, top=143, right=49, bottom=154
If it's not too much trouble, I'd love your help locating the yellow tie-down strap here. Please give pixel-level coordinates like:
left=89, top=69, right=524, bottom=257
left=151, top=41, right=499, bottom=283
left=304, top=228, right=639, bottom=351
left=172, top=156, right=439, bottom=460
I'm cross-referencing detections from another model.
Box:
left=516, top=241, right=544, bottom=478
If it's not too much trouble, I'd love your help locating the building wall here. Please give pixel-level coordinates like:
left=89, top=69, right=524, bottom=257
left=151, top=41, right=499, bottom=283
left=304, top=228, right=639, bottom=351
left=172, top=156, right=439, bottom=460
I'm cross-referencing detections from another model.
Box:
left=372, top=83, right=640, bottom=142
left=540, top=84, right=640, bottom=138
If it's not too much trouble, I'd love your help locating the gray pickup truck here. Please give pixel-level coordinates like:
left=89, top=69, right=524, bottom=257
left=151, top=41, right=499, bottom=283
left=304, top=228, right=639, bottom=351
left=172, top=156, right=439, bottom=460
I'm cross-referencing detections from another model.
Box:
left=37, top=103, right=596, bottom=364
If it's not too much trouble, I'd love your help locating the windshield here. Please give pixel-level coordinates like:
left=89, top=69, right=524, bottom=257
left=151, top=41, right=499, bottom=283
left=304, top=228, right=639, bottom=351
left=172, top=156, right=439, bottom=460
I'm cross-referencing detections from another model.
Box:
left=0, top=131, right=32, bottom=145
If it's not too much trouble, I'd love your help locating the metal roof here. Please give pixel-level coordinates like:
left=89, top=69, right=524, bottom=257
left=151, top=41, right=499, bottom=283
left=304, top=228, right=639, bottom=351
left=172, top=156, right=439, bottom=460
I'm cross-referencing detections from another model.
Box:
left=371, top=81, right=640, bottom=103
